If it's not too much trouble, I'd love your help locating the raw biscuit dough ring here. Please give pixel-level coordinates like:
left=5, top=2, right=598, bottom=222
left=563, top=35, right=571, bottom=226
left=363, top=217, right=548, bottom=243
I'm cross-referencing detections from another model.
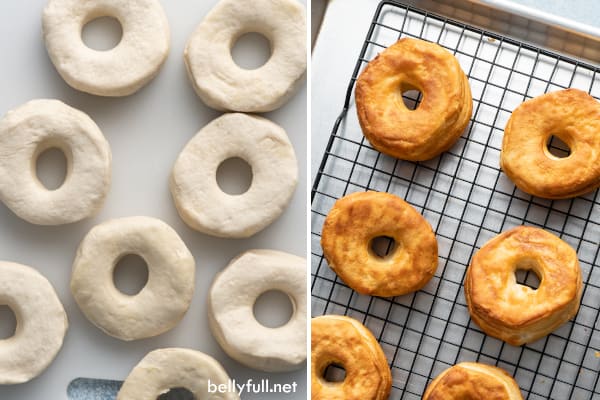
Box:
left=42, top=0, right=170, bottom=96
left=0, top=261, right=68, bottom=384
left=0, top=99, right=111, bottom=225
left=311, top=315, right=392, bottom=400
left=500, top=89, right=600, bottom=199
left=117, top=348, right=239, bottom=400
left=321, top=191, right=438, bottom=297
left=170, top=113, right=298, bottom=238
left=423, top=362, right=523, bottom=399
left=184, top=0, right=307, bottom=112
left=465, top=226, right=582, bottom=346
left=356, top=37, right=472, bottom=161
left=70, top=216, right=195, bottom=341
left=208, top=249, right=307, bottom=372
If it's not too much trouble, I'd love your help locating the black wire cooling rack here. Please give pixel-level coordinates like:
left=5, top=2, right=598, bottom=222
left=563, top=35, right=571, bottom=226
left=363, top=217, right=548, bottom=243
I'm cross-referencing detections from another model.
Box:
left=311, top=1, right=600, bottom=399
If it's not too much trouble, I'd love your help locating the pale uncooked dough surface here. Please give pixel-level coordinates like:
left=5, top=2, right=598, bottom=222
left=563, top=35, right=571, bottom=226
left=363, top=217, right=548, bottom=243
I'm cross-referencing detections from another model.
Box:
left=0, top=99, right=111, bottom=225
left=70, top=216, right=195, bottom=341
left=0, top=261, right=68, bottom=384
left=209, top=250, right=307, bottom=372
left=185, top=0, right=306, bottom=112
left=117, top=348, right=239, bottom=400
left=0, top=1, right=305, bottom=399
left=170, top=113, right=298, bottom=238
left=43, top=0, right=170, bottom=96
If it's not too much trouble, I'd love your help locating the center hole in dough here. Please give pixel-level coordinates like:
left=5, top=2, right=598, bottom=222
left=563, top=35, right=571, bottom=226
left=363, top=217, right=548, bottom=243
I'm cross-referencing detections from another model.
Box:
left=35, top=147, right=68, bottom=190
left=82, top=16, right=123, bottom=51
left=0, top=305, right=17, bottom=340
left=231, top=32, right=272, bottom=70
left=216, top=157, right=253, bottom=195
left=515, top=268, right=541, bottom=290
left=157, top=387, right=195, bottom=400
left=369, top=236, right=397, bottom=259
left=546, top=135, right=571, bottom=159
left=253, top=290, right=294, bottom=328
left=323, top=363, right=347, bottom=383
left=113, top=254, right=149, bottom=296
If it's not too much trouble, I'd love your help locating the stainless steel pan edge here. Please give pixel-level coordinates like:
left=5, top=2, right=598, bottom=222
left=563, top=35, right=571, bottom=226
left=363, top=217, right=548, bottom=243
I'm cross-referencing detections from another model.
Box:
left=398, top=0, right=600, bottom=65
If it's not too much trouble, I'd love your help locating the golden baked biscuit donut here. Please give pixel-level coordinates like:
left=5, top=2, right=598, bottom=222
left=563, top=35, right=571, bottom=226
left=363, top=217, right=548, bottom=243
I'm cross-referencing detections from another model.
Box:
left=311, top=315, right=391, bottom=400
left=321, top=191, right=438, bottom=297
left=355, top=37, right=472, bottom=161
left=501, top=89, right=600, bottom=199
left=423, top=362, right=523, bottom=399
left=465, top=226, right=582, bottom=346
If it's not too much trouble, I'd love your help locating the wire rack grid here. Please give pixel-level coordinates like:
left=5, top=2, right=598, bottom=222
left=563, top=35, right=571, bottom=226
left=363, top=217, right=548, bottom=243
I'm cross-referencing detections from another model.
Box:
left=311, top=1, right=600, bottom=399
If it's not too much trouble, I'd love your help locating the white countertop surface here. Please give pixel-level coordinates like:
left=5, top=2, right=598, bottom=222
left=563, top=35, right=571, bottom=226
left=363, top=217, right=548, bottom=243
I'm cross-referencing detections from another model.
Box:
left=0, top=1, right=307, bottom=399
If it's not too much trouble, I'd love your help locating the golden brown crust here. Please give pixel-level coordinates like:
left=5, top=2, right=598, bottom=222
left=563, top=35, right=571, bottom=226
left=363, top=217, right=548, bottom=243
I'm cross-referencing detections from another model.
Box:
left=465, top=226, right=582, bottom=346
left=355, top=37, right=472, bottom=161
left=423, top=362, right=523, bottom=400
left=311, top=315, right=391, bottom=400
left=500, top=88, right=600, bottom=199
left=320, top=191, right=438, bottom=297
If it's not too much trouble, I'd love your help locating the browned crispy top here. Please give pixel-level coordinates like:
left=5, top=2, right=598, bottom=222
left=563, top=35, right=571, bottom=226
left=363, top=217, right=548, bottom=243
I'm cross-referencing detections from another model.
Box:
left=321, top=191, right=438, bottom=297
left=311, top=315, right=391, bottom=400
left=356, top=37, right=472, bottom=160
left=465, top=226, right=582, bottom=345
left=500, top=88, right=600, bottom=199
left=423, top=362, right=523, bottom=400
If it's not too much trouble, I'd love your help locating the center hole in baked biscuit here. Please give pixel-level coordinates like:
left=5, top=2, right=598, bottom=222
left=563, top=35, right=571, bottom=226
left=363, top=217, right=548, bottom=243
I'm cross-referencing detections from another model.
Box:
left=401, top=90, right=422, bottom=110
left=515, top=268, right=541, bottom=290
left=113, top=254, right=149, bottom=296
left=398, top=82, right=422, bottom=110
left=157, top=387, right=195, bottom=400
left=82, top=16, right=123, bottom=51
left=546, top=135, right=571, bottom=159
left=0, top=305, right=17, bottom=339
left=369, top=236, right=397, bottom=259
left=231, top=32, right=272, bottom=70
left=217, top=157, right=253, bottom=195
left=253, top=290, right=294, bottom=328
left=323, top=363, right=347, bottom=382
left=35, top=147, right=68, bottom=191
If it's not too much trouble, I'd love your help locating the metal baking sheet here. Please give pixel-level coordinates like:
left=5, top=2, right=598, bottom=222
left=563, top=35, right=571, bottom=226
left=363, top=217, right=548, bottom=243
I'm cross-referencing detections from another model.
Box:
left=311, top=1, right=600, bottom=399
left=468, top=0, right=600, bottom=41
left=398, top=0, right=600, bottom=65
